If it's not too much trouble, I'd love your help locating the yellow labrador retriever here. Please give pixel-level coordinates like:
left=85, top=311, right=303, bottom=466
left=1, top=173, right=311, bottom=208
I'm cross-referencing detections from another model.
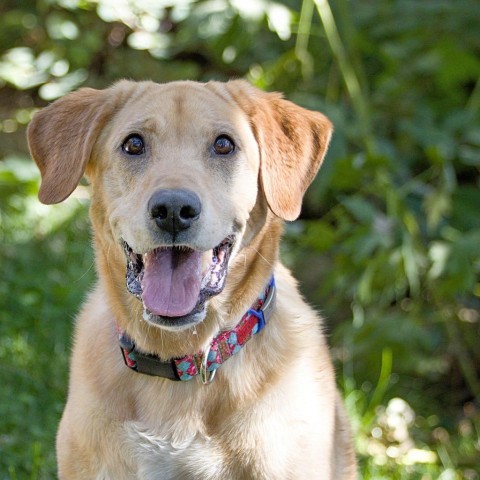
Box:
left=28, top=80, right=356, bottom=479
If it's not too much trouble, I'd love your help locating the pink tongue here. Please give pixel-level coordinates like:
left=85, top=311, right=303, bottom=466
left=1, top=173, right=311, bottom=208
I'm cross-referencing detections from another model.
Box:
left=141, top=248, right=203, bottom=317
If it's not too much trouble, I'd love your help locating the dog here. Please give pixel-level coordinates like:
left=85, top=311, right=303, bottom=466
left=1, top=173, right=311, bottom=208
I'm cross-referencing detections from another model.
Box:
left=27, top=79, right=356, bottom=479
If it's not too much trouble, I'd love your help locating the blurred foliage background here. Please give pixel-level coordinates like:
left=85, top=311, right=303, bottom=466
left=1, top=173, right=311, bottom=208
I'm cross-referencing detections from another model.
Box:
left=0, top=0, right=479, bottom=478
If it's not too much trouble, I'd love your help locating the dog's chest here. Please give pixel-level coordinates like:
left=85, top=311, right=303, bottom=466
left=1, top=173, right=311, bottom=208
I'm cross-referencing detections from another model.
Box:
left=123, top=415, right=291, bottom=480
left=124, top=421, right=227, bottom=480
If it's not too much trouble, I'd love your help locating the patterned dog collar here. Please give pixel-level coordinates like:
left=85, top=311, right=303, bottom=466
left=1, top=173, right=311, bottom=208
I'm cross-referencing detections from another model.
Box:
left=118, top=276, right=276, bottom=383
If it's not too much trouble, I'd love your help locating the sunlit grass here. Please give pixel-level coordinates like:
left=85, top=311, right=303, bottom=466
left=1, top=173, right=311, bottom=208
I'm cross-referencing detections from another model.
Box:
left=0, top=162, right=94, bottom=478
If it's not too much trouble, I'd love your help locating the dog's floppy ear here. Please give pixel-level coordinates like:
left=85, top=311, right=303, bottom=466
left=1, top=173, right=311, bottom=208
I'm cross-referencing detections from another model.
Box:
left=227, top=80, right=332, bottom=221
left=27, top=87, right=111, bottom=204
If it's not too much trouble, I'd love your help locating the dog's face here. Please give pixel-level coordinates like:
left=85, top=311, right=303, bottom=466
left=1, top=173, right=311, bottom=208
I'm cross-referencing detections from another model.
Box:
left=97, top=82, right=261, bottom=329
left=27, top=80, right=332, bottom=331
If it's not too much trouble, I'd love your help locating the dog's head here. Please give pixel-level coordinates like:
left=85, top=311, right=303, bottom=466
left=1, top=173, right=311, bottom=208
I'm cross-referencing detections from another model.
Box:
left=28, top=80, right=331, bottom=332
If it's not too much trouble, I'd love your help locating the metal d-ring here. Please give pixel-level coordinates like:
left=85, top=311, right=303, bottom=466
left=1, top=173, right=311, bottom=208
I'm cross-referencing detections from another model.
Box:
left=200, top=343, right=216, bottom=385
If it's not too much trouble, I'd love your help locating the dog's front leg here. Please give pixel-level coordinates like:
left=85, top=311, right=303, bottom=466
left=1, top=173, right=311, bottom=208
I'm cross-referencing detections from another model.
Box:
left=57, top=403, right=137, bottom=479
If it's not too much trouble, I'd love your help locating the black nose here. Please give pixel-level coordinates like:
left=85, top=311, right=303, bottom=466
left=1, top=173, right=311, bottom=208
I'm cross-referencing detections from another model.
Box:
left=148, top=189, right=201, bottom=236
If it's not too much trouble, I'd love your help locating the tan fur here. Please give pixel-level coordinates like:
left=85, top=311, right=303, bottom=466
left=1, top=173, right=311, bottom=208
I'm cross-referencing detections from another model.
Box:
left=28, top=80, right=356, bottom=479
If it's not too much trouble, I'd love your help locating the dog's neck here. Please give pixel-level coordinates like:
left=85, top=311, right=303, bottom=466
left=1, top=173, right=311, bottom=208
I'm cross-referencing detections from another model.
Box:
left=117, top=275, right=276, bottom=382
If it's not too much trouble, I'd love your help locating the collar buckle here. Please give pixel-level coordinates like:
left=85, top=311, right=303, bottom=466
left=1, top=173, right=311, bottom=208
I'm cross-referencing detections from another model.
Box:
left=200, top=343, right=217, bottom=385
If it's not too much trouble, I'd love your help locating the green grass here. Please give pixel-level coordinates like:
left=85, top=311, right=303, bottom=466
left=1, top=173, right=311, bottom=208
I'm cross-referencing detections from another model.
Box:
left=0, top=158, right=94, bottom=478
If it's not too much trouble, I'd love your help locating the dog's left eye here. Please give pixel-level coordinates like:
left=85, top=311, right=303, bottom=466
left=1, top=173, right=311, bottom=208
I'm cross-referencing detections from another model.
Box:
left=122, top=134, right=145, bottom=155
left=213, top=135, right=235, bottom=155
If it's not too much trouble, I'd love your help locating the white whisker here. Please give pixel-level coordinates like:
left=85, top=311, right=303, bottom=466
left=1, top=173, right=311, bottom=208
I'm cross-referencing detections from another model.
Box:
left=75, top=259, right=95, bottom=283
left=250, top=247, right=273, bottom=267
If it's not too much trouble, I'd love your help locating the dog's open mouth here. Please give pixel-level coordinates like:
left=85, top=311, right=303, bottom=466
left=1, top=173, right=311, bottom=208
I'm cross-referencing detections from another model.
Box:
left=123, top=236, right=234, bottom=327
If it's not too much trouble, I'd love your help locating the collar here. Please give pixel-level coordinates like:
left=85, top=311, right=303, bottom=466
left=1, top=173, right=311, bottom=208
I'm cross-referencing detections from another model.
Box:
left=118, top=276, right=276, bottom=383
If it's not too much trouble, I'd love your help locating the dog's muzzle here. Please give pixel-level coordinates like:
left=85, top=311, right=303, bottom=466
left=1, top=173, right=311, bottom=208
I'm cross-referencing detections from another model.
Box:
left=123, top=236, right=234, bottom=329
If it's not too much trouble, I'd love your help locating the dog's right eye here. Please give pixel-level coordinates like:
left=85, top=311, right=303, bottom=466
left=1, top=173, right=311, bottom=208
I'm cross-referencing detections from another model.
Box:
left=122, top=135, right=145, bottom=155
left=213, top=135, right=235, bottom=155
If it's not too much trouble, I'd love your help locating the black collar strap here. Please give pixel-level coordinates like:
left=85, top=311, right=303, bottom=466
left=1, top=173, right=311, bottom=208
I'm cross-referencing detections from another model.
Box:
left=119, top=276, right=276, bottom=383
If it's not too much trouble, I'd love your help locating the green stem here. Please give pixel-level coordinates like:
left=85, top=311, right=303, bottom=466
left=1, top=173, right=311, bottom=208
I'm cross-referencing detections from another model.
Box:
left=368, top=347, right=392, bottom=412
left=361, top=347, right=392, bottom=430
left=295, top=0, right=315, bottom=81
left=313, top=0, right=375, bottom=154
left=336, top=0, right=368, bottom=94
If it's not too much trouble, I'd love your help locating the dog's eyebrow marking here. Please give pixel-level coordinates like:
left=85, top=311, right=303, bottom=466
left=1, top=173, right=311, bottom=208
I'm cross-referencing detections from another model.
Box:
left=173, top=93, right=185, bottom=118
left=123, top=117, right=165, bottom=136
